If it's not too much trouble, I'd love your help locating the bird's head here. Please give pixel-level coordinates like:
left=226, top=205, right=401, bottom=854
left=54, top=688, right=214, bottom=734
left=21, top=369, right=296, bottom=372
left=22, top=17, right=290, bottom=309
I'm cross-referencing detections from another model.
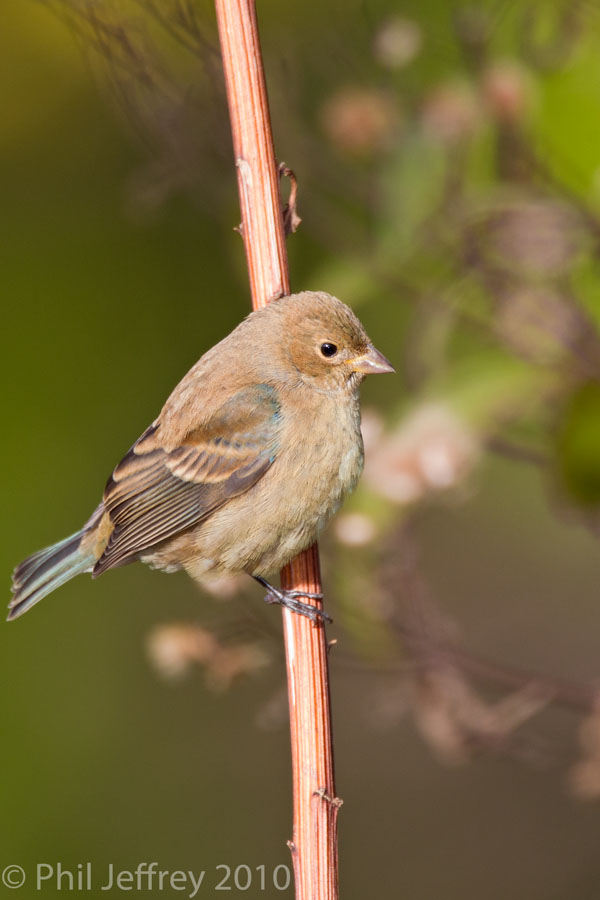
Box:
left=269, top=291, right=394, bottom=393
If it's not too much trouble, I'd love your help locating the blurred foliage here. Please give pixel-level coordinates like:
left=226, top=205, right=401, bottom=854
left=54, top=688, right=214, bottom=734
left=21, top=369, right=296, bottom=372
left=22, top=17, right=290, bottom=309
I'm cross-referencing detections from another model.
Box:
left=556, top=382, right=600, bottom=505
left=5, top=1, right=600, bottom=899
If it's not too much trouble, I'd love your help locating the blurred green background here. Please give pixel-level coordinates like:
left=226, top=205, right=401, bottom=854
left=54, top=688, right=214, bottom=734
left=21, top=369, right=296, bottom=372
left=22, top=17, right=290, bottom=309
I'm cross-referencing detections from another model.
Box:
left=4, top=1, right=600, bottom=898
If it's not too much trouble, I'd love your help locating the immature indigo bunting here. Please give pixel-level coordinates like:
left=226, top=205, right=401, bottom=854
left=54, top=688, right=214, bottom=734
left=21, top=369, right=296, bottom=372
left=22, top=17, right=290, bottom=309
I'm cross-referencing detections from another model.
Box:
left=9, top=291, right=393, bottom=622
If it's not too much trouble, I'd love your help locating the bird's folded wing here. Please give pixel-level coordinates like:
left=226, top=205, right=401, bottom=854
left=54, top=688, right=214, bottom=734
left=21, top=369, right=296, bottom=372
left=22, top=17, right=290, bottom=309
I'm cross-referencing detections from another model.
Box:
left=93, top=384, right=280, bottom=574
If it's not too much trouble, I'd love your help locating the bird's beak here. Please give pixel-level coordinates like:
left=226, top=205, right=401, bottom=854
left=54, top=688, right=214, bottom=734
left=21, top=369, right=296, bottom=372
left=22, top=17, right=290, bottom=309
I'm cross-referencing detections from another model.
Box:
left=351, top=344, right=395, bottom=375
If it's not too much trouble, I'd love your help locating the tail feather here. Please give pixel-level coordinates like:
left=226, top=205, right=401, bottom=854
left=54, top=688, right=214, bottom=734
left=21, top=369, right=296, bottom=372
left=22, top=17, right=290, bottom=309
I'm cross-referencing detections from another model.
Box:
left=9, top=531, right=95, bottom=621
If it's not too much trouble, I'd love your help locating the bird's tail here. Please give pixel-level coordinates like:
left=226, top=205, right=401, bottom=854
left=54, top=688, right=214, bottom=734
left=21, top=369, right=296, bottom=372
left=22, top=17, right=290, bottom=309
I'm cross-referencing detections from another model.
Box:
left=9, top=531, right=95, bottom=620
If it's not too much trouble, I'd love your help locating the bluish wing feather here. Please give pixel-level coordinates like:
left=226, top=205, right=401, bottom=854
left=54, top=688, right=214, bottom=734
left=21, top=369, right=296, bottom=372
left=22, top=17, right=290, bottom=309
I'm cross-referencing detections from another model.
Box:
left=93, top=384, right=280, bottom=574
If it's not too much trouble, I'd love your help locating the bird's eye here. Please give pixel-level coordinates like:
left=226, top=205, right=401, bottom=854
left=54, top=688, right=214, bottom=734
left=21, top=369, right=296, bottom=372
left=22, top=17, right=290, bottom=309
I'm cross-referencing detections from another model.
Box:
left=320, top=342, right=338, bottom=358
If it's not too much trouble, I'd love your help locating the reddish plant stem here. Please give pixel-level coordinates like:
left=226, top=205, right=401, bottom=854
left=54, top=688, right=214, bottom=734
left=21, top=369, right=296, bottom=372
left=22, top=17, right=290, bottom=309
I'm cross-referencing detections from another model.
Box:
left=214, top=3, right=340, bottom=899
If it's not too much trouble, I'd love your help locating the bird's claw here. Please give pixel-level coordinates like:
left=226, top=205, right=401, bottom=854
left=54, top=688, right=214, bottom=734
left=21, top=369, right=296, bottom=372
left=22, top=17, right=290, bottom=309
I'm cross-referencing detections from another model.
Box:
left=253, top=576, right=331, bottom=624
left=281, top=588, right=324, bottom=601
left=264, top=588, right=332, bottom=624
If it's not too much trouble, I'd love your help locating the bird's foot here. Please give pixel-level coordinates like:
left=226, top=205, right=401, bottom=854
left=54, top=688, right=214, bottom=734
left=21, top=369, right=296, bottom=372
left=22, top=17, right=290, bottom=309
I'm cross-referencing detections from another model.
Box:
left=252, top=576, right=332, bottom=624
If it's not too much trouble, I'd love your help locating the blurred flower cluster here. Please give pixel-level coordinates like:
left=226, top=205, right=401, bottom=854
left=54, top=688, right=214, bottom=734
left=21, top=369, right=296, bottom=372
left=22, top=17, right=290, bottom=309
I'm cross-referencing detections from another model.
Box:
left=147, top=623, right=268, bottom=689
left=362, top=404, right=478, bottom=506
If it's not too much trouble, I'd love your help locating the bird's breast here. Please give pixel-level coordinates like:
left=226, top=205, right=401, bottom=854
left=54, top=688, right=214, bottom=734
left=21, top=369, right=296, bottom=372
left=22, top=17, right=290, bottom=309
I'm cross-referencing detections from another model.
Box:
left=282, top=389, right=363, bottom=500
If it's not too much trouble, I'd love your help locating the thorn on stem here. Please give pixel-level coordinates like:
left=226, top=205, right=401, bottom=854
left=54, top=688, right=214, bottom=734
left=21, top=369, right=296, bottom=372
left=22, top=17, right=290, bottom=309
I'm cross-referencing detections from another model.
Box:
left=279, top=163, right=302, bottom=235
left=313, top=787, right=344, bottom=809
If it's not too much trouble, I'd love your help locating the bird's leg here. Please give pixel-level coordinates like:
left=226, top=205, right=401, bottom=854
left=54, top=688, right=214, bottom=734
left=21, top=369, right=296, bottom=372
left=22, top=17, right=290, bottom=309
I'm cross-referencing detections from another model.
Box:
left=252, top=575, right=332, bottom=624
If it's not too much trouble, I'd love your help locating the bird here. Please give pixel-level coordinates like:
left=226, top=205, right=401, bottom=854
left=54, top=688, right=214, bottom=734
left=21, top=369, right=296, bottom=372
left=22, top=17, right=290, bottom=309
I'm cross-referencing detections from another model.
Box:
left=9, top=290, right=394, bottom=623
